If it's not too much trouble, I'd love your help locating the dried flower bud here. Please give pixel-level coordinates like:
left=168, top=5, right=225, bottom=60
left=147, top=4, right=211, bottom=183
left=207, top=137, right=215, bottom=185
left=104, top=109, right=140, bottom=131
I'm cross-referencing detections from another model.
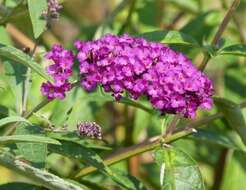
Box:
left=77, top=122, right=102, bottom=139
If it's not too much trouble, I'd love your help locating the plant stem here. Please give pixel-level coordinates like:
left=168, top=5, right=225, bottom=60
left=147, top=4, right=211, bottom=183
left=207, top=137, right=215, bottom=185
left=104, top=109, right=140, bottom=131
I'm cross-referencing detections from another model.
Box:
left=3, top=98, right=50, bottom=136
left=119, top=97, right=155, bottom=115
left=212, top=148, right=228, bottom=190
left=165, top=114, right=182, bottom=136
left=74, top=101, right=246, bottom=178
left=22, top=41, right=38, bottom=116
left=23, top=98, right=50, bottom=119
left=118, top=0, right=137, bottom=35
left=198, top=0, right=240, bottom=71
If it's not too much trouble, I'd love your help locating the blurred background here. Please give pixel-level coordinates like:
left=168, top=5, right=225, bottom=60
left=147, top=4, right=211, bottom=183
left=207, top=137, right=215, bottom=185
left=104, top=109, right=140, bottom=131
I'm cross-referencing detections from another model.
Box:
left=0, top=0, right=246, bottom=189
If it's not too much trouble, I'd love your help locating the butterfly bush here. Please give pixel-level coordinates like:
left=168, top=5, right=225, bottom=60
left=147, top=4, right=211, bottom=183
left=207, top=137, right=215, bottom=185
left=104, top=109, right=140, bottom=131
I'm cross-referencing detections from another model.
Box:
left=41, top=34, right=213, bottom=118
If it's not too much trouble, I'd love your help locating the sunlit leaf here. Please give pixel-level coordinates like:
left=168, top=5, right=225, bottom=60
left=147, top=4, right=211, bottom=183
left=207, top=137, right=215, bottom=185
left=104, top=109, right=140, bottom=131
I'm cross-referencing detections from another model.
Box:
left=15, top=125, right=48, bottom=168
left=3, top=60, right=27, bottom=114
left=49, top=141, right=111, bottom=175
left=0, top=135, right=61, bottom=145
left=219, top=44, right=246, bottom=57
left=0, top=44, right=52, bottom=81
left=0, top=116, right=31, bottom=128
left=48, top=131, right=111, bottom=150
left=27, top=0, right=47, bottom=38
left=138, top=30, right=200, bottom=47
left=154, top=147, right=205, bottom=190
left=110, top=169, right=147, bottom=190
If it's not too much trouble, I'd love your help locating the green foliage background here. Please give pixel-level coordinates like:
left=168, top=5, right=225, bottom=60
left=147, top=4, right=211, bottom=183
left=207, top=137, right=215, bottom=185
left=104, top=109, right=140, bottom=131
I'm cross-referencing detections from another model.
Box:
left=0, top=0, right=245, bottom=189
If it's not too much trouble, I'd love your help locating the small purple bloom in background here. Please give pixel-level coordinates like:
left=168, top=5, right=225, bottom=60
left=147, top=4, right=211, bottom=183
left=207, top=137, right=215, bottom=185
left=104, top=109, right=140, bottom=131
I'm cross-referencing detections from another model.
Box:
left=42, top=0, right=62, bottom=25
left=41, top=44, right=74, bottom=100
left=75, top=34, right=214, bottom=118
left=77, top=122, right=102, bottom=139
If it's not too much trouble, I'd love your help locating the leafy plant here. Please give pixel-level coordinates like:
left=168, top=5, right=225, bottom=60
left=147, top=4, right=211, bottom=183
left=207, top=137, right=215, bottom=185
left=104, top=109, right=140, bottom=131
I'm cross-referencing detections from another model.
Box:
left=0, top=0, right=245, bottom=190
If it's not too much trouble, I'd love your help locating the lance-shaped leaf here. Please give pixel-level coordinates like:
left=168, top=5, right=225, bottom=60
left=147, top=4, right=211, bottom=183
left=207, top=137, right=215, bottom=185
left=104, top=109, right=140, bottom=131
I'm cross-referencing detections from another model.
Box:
left=51, top=141, right=146, bottom=190
left=0, top=116, right=31, bottom=128
left=49, top=141, right=111, bottom=175
left=0, top=153, right=82, bottom=190
left=137, top=30, right=200, bottom=47
left=27, top=0, right=47, bottom=38
left=4, top=60, right=26, bottom=114
left=0, top=135, right=61, bottom=145
left=48, top=131, right=111, bottom=150
left=15, top=125, right=49, bottom=168
left=154, top=147, right=205, bottom=190
left=191, top=130, right=246, bottom=152
left=219, top=44, right=246, bottom=57
left=0, top=44, right=52, bottom=81
left=0, top=183, right=37, bottom=190
left=110, top=169, right=147, bottom=190
left=214, top=97, right=246, bottom=145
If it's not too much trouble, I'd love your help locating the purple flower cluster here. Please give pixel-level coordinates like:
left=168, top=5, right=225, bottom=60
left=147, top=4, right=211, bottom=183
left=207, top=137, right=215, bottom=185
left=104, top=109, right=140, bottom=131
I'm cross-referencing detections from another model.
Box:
left=77, top=122, right=102, bottom=139
left=41, top=44, right=74, bottom=100
left=74, top=34, right=213, bottom=118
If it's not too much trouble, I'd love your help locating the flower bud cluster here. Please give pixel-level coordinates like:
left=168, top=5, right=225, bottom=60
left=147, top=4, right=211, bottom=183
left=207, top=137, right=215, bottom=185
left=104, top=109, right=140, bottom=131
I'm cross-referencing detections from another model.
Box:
left=77, top=122, right=102, bottom=139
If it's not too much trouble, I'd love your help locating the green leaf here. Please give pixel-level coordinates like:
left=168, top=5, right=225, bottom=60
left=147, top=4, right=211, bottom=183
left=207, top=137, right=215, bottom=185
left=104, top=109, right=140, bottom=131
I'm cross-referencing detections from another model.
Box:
left=0, top=153, right=83, bottom=190
left=0, top=116, right=31, bottom=128
left=214, top=97, right=246, bottom=145
left=220, top=151, right=246, bottom=190
left=137, top=30, right=200, bottom=47
left=52, top=140, right=146, bottom=190
left=154, top=147, right=205, bottom=190
left=219, top=44, right=246, bottom=57
left=49, top=140, right=111, bottom=174
left=27, top=0, right=47, bottom=38
left=0, top=44, right=52, bottom=81
left=3, top=60, right=27, bottom=114
left=15, top=125, right=49, bottom=168
left=110, top=169, right=147, bottom=190
left=0, top=183, right=37, bottom=190
left=0, top=135, right=61, bottom=144
left=191, top=129, right=246, bottom=151
left=48, top=131, right=111, bottom=150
